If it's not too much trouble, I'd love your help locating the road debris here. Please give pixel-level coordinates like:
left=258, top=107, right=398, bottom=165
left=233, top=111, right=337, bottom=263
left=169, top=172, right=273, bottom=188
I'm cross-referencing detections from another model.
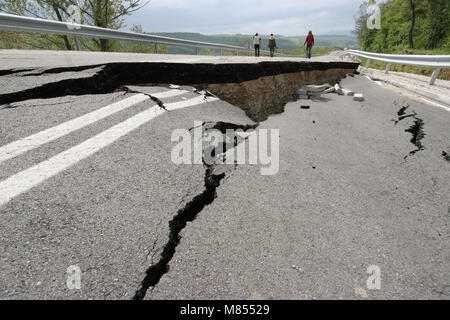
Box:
left=334, top=83, right=344, bottom=95
left=342, top=88, right=354, bottom=96
left=298, top=84, right=332, bottom=100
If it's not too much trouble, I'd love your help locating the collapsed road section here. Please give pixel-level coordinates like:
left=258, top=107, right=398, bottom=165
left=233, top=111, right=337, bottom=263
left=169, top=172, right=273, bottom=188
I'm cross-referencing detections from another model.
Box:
left=0, top=60, right=359, bottom=121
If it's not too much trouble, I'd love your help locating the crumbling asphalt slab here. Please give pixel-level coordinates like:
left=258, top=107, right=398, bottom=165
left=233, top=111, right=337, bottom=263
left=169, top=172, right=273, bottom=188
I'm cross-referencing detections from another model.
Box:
left=0, top=86, right=255, bottom=299
left=0, top=61, right=358, bottom=108
left=150, top=76, right=450, bottom=300
left=0, top=66, right=105, bottom=95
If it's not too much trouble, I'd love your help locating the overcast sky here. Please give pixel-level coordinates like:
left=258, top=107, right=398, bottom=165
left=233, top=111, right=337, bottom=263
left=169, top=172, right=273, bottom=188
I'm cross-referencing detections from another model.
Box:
left=125, top=0, right=367, bottom=36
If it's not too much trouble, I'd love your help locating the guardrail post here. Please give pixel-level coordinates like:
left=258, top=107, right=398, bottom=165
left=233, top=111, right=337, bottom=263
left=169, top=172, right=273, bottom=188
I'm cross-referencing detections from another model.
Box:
left=74, top=36, right=82, bottom=51
left=235, top=49, right=238, bottom=56
left=429, top=68, right=441, bottom=85
left=385, top=63, right=392, bottom=74
left=365, top=59, right=371, bottom=68
left=154, top=43, right=158, bottom=54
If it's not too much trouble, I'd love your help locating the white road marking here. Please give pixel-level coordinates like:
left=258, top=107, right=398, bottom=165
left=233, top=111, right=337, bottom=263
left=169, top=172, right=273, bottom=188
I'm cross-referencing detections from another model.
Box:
left=0, top=90, right=188, bottom=164
left=421, top=98, right=450, bottom=112
left=165, top=95, right=218, bottom=111
left=365, top=75, right=383, bottom=86
left=0, top=95, right=218, bottom=207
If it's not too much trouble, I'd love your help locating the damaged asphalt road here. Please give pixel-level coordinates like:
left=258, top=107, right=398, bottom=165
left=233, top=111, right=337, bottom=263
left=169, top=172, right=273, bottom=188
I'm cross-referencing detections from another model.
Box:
left=150, top=76, right=450, bottom=300
left=0, top=84, right=255, bottom=299
left=0, top=66, right=449, bottom=300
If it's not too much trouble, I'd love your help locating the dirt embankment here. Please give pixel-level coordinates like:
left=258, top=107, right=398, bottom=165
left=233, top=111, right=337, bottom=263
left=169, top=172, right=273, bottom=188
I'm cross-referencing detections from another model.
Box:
left=199, top=68, right=355, bottom=121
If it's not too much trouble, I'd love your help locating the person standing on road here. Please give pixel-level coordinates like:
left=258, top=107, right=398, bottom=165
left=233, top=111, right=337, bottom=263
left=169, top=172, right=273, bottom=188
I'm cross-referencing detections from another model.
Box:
left=304, top=30, right=314, bottom=59
left=268, top=34, right=277, bottom=57
left=253, top=33, right=262, bottom=57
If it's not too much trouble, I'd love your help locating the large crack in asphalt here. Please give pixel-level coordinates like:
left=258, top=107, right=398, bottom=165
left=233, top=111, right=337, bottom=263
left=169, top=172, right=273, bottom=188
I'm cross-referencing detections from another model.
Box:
left=393, top=103, right=417, bottom=125
left=442, top=151, right=450, bottom=162
left=19, top=65, right=105, bottom=77
left=120, top=85, right=219, bottom=111
left=120, top=86, right=169, bottom=111
left=0, top=61, right=359, bottom=113
left=393, top=103, right=426, bottom=159
left=133, top=121, right=258, bottom=300
left=0, top=68, right=35, bottom=76
left=404, top=118, right=425, bottom=159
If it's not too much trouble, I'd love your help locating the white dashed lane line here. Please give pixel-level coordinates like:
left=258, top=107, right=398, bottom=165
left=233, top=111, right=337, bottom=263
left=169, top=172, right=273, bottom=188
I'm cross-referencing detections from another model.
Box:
left=0, top=95, right=218, bottom=207
left=0, top=90, right=188, bottom=164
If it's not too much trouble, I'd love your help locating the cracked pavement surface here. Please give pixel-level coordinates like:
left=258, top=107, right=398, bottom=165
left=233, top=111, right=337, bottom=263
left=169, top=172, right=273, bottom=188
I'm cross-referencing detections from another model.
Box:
left=0, top=56, right=449, bottom=299
left=151, top=76, right=450, bottom=300
left=0, top=84, right=254, bottom=299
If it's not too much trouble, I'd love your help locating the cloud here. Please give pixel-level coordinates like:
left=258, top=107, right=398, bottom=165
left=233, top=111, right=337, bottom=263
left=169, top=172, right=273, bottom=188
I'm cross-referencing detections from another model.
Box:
left=125, top=0, right=363, bottom=35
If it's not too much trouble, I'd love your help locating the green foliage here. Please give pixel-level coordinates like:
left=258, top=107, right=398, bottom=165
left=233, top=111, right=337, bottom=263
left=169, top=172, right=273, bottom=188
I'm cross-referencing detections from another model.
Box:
left=0, top=0, right=149, bottom=51
left=199, top=48, right=214, bottom=56
left=355, top=0, right=450, bottom=52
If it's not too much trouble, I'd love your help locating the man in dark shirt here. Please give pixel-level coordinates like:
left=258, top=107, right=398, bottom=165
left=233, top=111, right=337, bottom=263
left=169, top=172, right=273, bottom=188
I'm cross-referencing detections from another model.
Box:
left=268, top=34, right=277, bottom=57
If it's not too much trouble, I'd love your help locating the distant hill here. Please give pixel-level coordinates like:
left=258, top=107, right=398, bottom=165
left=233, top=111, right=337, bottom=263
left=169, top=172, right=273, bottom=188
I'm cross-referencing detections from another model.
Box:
left=146, top=32, right=358, bottom=54
left=319, top=30, right=355, bottom=37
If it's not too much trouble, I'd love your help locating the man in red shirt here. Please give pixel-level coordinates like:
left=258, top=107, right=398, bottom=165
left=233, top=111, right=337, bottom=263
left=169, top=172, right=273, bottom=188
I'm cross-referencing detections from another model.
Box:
left=304, top=30, right=314, bottom=59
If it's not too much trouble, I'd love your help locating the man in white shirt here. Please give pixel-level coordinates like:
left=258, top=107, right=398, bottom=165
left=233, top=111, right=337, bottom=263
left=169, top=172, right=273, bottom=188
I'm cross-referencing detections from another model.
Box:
left=253, top=33, right=262, bottom=57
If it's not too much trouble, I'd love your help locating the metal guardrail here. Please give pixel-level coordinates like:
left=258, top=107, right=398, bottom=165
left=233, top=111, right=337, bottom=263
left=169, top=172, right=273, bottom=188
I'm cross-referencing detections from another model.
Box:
left=344, top=49, right=450, bottom=85
left=0, top=13, right=295, bottom=58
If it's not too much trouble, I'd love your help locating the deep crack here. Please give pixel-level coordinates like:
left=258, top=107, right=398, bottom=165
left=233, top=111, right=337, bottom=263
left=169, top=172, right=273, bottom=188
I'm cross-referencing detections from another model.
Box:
left=207, top=121, right=258, bottom=133
left=121, top=86, right=168, bottom=111
left=393, top=103, right=426, bottom=159
left=133, top=121, right=258, bottom=300
left=132, top=164, right=225, bottom=301
left=0, top=68, right=35, bottom=76
left=20, top=65, right=104, bottom=77
left=392, top=103, right=417, bottom=126
left=404, top=117, right=425, bottom=159
left=442, top=151, right=450, bottom=162
left=0, top=61, right=359, bottom=121
left=397, top=104, right=409, bottom=116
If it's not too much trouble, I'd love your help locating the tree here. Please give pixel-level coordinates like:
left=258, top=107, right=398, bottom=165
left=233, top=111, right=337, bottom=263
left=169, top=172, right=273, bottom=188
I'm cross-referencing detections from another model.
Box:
left=353, top=0, right=377, bottom=49
left=126, top=24, right=167, bottom=54
left=71, top=0, right=150, bottom=51
left=354, top=0, right=449, bottom=52
left=0, top=0, right=150, bottom=51
left=426, top=0, right=449, bottom=49
left=408, top=0, right=416, bottom=49
left=0, top=0, right=76, bottom=50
